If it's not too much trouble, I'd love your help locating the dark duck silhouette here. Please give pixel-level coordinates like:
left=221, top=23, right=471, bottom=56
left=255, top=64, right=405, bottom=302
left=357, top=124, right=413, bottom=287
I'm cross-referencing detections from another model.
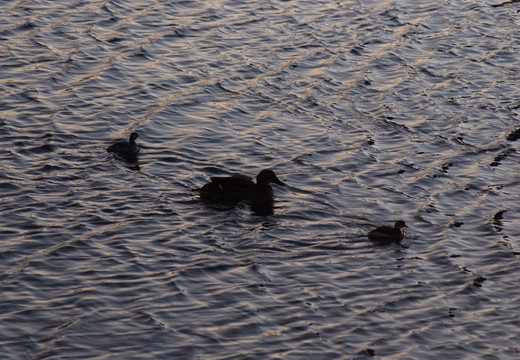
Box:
left=367, top=220, right=407, bottom=242
left=107, top=132, right=139, bottom=160
left=195, top=169, right=285, bottom=204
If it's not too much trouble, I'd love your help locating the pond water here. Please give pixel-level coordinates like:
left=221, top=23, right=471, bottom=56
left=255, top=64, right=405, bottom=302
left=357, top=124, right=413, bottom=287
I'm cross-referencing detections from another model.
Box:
left=1, top=0, right=520, bottom=358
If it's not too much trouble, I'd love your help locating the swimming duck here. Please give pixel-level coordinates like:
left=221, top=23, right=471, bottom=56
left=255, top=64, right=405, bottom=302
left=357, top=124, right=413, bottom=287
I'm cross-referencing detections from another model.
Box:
left=107, top=132, right=139, bottom=159
left=367, top=220, right=407, bottom=242
left=195, top=169, right=285, bottom=203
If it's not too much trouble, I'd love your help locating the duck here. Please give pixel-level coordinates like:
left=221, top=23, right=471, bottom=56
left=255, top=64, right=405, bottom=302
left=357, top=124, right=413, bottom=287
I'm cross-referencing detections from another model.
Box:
left=195, top=169, right=285, bottom=203
left=107, top=132, right=139, bottom=159
left=367, top=220, right=407, bottom=242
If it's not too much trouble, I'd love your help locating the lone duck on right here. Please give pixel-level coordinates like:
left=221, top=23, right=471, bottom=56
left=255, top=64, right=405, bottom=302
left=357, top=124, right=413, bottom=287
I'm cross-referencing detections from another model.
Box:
left=367, top=220, right=407, bottom=242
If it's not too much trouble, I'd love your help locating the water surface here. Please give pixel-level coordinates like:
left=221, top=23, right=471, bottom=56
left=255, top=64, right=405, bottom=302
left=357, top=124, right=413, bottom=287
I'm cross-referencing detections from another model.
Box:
left=1, top=0, right=520, bottom=358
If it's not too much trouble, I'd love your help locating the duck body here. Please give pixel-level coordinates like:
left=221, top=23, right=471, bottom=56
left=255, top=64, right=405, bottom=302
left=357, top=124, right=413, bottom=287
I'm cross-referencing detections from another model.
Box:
left=107, top=132, right=139, bottom=160
left=367, top=220, right=407, bottom=242
left=196, top=174, right=255, bottom=202
left=195, top=169, right=284, bottom=204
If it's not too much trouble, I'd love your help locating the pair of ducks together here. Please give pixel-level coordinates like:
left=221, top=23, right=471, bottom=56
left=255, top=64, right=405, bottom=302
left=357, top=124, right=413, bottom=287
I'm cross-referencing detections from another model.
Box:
left=107, top=132, right=408, bottom=242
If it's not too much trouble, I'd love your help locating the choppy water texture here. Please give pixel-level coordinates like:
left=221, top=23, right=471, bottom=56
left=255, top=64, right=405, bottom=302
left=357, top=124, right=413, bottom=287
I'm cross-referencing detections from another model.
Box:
left=1, top=0, right=520, bottom=358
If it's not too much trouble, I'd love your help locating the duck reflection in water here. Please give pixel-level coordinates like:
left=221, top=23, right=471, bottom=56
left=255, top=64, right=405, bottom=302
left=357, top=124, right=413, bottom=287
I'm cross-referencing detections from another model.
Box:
left=195, top=169, right=285, bottom=215
left=367, top=220, right=407, bottom=243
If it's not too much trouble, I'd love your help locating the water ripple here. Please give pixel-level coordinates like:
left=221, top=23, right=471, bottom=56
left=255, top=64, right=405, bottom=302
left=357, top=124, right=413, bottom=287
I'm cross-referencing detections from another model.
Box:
left=1, top=0, right=520, bottom=358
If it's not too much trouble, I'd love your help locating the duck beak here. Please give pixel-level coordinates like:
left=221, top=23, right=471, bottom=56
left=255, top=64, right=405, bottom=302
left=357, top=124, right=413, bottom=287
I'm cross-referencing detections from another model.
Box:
left=274, top=177, right=285, bottom=186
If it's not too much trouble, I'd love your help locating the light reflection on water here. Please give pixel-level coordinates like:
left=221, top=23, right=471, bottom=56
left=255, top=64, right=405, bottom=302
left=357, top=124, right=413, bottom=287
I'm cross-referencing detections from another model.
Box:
left=1, top=0, right=520, bottom=358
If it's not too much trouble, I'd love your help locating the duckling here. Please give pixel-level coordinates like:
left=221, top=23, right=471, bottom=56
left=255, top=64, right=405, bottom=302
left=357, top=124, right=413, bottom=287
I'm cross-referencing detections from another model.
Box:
left=195, top=169, right=284, bottom=203
left=367, top=220, right=407, bottom=242
left=107, top=132, right=139, bottom=159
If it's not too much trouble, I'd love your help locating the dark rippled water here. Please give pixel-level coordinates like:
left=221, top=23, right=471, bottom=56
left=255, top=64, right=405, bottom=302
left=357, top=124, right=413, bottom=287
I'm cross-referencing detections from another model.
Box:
left=2, top=0, right=520, bottom=358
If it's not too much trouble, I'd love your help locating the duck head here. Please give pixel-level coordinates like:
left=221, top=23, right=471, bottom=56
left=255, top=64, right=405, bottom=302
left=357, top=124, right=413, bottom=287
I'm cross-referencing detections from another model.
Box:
left=394, top=220, right=407, bottom=230
left=129, top=132, right=139, bottom=143
left=256, top=169, right=285, bottom=186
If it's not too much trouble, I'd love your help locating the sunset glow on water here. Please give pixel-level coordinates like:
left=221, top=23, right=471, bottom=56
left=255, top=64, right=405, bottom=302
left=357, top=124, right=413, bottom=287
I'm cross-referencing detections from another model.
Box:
left=1, top=0, right=520, bottom=358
